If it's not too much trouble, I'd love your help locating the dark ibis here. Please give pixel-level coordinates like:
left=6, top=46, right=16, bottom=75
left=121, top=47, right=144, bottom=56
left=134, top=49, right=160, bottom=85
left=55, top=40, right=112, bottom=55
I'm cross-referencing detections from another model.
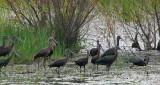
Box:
left=74, top=50, right=89, bottom=73
left=0, top=51, right=20, bottom=76
left=125, top=56, right=156, bottom=68
left=101, top=36, right=124, bottom=57
left=0, top=35, right=23, bottom=57
left=131, top=32, right=141, bottom=51
left=90, top=40, right=100, bottom=56
left=48, top=48, right=74, bottom=75
left=33, top=38, right=58, bottom=70
left=0, top=36, right=13, bottom=54
left=96, top=46, right=120, bottom=71
left=156, top=40, right=160, bottom=51
left=48, top=40, right=58, bottom=60
left=91, top=44, right=101, bottom=70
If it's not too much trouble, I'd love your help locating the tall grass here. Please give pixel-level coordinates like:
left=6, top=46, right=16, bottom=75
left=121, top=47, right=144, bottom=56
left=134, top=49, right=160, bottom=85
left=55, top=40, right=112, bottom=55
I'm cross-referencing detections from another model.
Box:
left=0, top=24, right=67, bottom=64
left=0, top=7, right=66, bottom=64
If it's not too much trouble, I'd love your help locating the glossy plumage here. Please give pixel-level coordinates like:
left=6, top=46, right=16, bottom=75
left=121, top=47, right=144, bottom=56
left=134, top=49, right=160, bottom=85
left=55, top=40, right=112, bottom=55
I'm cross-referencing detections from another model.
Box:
left=126, top=56, right=149, bottom=68
left=33, top=38, right=58, bottom=70
left=101, top=36, right=122, bottom=58
left=91, top=44, right=101, bottom=70
left=96, top=46, right=119, bottom=71
left=156, top=40, right=160, bottom=51
left=0, top=35, right=23, bottom=57
left=0, top=51, right=20, bottom=76
left=90, top=40, right=99, bottom=56
left=48, top=48, right=74, bottom=75
left=0, top=36, right=13, bottom=54
left=131, top=32, right=141, bottom=51
left=74, top=50, right=89, bottom=73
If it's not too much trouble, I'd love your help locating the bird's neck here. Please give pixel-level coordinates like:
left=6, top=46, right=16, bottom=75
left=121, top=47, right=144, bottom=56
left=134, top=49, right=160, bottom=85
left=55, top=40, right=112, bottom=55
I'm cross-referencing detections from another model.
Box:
left=97, top=43, right=101, bottom=56
left=86, top=54, right=89, bottom=59
left=10, top=37, right=15, bottom=47
left=48, top=42, right=52, bottom=49
left=114, top=47, right=118, bottom=56
left=65, top=55, right=69, bottom=61
left=7, top=53, right=14, bottom=61
left=97, top=41, right=99, bottom=48
left=135, top=31, right=138, bottom=41
left=2, top=38, right=6, bottom=48
left=144, top=58, right=149, bottom=65
left=117, top=38, right=120, bottom=46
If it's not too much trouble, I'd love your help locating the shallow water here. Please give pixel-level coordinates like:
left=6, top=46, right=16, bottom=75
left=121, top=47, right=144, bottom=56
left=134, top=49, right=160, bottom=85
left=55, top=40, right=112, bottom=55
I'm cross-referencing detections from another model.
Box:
left=0, top=51, right=160, bottom=85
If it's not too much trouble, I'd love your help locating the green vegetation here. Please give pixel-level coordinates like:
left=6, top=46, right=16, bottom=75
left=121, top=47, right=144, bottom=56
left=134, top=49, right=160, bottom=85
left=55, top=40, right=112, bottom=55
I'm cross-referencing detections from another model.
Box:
left=0, top=0, right=160, bottom=64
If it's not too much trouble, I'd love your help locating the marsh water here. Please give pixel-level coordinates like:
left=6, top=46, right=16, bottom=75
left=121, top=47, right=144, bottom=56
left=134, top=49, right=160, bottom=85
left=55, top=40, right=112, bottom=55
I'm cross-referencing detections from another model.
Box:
left=1, top=17, right=160, bottom=85
left=0, top=51, right=160, bottom=85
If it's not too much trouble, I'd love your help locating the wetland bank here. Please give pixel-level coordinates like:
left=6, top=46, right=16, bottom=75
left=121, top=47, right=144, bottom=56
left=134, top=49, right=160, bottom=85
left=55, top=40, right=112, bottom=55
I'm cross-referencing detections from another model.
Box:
left=0, top=51, right=159, bottom=85
left=0, top=0, right=160, bottom=85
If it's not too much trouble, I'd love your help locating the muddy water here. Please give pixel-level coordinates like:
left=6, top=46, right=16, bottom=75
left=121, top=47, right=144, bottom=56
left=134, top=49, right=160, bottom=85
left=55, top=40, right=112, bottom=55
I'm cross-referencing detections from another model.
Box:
left=0, top=51, right=160, bottom=85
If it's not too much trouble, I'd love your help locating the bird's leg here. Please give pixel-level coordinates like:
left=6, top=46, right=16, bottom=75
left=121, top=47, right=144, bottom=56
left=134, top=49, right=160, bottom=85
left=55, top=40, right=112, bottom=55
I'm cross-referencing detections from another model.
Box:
left=55, top=67, right=60, bottom=74
left=84, top=66, right=85, bottom=73
left=106, top=65, right=110, bottom=71
left=130, top=64, right=134, bottom=69
left=80, top=66, right=81, bottom=73
left=55, top=68, right=58, bottom=74
left=37, top=61, right=40, bottom=70
left=43, top=58, right=46, bottom=70
left=58, top=68, right=59, bottom=74
left=0, top=69, right=8, bottom=77
left=97, top=65, right=99, bottom=70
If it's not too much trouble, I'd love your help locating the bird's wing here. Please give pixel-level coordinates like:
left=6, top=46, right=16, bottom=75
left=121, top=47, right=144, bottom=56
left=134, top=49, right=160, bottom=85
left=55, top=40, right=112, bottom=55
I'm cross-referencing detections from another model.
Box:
left=128, top=56, right=144, bottom=63
left=96, top=55, right=114, bottom=65
left=0, top=59, right=7, bottom=68
left=101, top=48, right=115, bottom=57
left=75, top=58, right=85, bottom=64
left=34, top=48, right=49, bottom=57
left=52, top=59, right=65, bottom=66
left=1, top=47, right=11, bottom=54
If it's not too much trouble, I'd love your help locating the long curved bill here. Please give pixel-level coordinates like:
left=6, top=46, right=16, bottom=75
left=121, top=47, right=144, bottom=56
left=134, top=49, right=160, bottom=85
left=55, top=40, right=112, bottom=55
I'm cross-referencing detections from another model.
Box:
left=118, top=47, right=125, bottom=55
left=52, top=39, right=58, bottom=46
left=100, top=46, right=105, bottom=52
left=7, top=37, right=14, bottom=43
left=68, top=49, right=74, bottom=55
left=121, top=38, right=127, bottom=44
left=16, top=36, right=24, bottom=44
left=149, top=57, right=156, bottom=65
left=15, top=52, right=21, bottom=58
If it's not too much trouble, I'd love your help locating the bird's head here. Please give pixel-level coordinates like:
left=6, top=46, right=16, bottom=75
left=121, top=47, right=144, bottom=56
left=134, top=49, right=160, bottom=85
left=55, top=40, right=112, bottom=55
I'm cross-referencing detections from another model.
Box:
left=65, top=48, right=74, bottom=57
left=11, top=51, right=20, bottom=58
left=144, top=56, right=149, bottom=64
left=49, top=37, right=58, bottom=46
left=117, top=35, right=127, bottom=44
left=12, top=35, right=24, bottom=44
left=3, top=35, right=14, bottom=43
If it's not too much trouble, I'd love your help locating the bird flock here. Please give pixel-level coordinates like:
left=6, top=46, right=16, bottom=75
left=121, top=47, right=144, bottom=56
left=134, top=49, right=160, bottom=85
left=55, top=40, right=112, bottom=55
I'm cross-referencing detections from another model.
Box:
left=0, top=35, right=156, bottom=77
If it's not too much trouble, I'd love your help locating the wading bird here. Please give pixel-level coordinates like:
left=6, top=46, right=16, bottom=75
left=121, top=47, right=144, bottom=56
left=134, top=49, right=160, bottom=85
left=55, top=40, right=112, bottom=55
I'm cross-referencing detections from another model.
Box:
left=125, top=56, right=155, bottom=68
left=0, top=51, right=20, bottom=76
left=0, top=35, right=23, bottom=57
left=0, top=36, right=13, bottom=54
left=101, top=36, right=124, bottom=57
left=90, top=40, right=100, bottom=57
left=96, top=46, right=120, bottom=71
left=91, top=44, right=101, bottom=70
left=74, top=50, right=89, bottom=73
left=33, top=38, right=58, bottom=70
left=48, top=48, right=74, bottom=76
left=131, top=32, right=141, bottom=51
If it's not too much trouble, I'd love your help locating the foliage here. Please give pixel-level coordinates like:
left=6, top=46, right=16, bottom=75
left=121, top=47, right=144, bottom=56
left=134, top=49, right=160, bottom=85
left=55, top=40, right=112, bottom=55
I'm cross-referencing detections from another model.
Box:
left=99, top=0, right=160, bottom=50
left=0, top=0, right=99, bottom=48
